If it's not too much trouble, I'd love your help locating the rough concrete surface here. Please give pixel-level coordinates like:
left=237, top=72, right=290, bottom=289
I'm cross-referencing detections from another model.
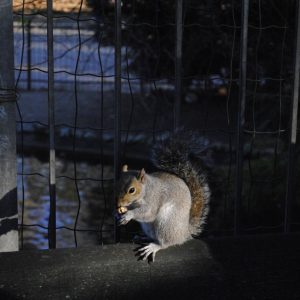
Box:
left=0, top=234, right=300, bottom=300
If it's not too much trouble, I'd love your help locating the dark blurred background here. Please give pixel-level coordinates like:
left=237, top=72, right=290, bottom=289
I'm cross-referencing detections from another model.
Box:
left=12, top=0, right=300, bottom=249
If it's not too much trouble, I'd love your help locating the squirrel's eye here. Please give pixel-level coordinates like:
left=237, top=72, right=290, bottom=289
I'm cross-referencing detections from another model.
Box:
left=128, top=187, right=136, bottom=194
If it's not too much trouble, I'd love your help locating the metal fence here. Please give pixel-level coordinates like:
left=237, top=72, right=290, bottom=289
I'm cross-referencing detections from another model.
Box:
left=7, top=0, right=300, bottom=250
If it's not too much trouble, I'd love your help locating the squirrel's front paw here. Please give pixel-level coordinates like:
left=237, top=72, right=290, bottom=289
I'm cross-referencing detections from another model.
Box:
left=118, top=211, right=132, bottom=225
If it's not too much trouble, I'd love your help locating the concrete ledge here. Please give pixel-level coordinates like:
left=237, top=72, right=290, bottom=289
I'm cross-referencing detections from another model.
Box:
left=0, top=234, right=300, bottom=299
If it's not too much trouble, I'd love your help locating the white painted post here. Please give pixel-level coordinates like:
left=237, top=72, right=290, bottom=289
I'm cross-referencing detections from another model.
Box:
left=0, top=0, right=18, bottom=252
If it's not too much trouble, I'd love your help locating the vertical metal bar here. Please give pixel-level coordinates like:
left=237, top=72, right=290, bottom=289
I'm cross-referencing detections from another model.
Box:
left=284, top=0, right=300, bottom=233
left=114, top=0, right=122, bottom=243
left=0, top=0, right=18, bottom=252
left=235, top=0, right=249, bottom=236
left=27, top=20, right=31, bottom=91
left=174, top=0, right=183, bottom=130
left=47, top=0, right=56, bottom=249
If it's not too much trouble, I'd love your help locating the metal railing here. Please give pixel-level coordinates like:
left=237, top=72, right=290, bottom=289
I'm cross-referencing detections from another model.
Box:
left=6, top=0, right=300, bottom=250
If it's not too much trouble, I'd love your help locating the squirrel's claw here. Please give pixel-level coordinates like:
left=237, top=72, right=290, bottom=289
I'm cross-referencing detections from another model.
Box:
left=117, top=211, right=132, bottom=226
left=118, top=216, right=129, bottom=226
left=137, top=243, right=161, bottom=262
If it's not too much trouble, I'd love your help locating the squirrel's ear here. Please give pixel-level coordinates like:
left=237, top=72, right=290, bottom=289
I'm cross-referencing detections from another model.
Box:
left=137, top=168, right=146, bottom=183
left=122, top=164, right=128, bottom=172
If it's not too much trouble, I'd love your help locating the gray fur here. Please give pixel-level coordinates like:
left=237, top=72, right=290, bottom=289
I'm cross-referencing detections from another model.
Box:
left=122, top=173, right=192, bottom=247
left=151, top=130, right=210, bottom=235
left=117, top=130, right=210, bottom=260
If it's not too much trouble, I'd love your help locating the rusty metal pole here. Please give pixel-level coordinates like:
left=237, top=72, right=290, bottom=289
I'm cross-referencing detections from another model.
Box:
left=114, top=0, right=122, bottom=243
left=47, top=0, right=56, bottom=249
left=284, top=0, right=300, bottom=233
left=174, top=0, right=183, bottom=130
left=0, top=0, right=18, bottom=252
left=235, top=0, right=249, bottom=236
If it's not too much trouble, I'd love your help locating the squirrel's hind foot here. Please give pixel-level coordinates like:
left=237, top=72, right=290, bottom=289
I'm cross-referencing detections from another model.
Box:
left=136, top=243, right=161, bottom=262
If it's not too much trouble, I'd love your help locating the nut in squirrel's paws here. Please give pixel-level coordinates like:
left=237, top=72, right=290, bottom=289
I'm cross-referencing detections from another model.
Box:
left=117, top=206, right=128, bottom=214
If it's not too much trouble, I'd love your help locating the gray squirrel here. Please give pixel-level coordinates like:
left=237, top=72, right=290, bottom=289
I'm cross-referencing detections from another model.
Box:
left=116, top=131, right=210, bottom=261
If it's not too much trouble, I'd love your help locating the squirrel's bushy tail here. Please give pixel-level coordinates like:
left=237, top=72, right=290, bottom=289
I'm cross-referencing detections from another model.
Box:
left=151, top=130, right=210, bottom=235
